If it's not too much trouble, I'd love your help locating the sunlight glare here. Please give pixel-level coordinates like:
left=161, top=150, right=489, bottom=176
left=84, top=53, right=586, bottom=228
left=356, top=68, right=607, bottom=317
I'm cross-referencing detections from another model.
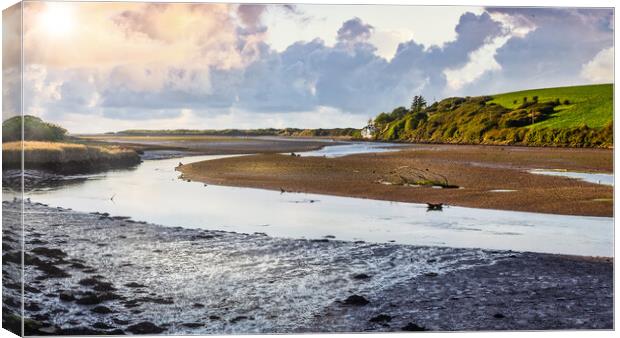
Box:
left=40, top=3, right=75, bottom=37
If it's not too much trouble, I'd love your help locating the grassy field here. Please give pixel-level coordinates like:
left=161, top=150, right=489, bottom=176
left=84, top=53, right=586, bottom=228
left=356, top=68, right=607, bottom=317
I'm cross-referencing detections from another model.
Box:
left=489, top=84, right=613, bottom=129
left=2, top=141, right=140, bottom=171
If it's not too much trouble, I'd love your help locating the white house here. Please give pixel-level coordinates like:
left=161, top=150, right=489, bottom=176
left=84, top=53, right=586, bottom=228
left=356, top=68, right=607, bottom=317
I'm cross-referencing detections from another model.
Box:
left=361, top=122, right=377, bottom=139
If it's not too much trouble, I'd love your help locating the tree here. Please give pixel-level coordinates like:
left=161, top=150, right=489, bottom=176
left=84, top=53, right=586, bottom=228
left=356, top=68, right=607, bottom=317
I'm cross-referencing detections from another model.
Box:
left=410, top=95, right=427, bottom=113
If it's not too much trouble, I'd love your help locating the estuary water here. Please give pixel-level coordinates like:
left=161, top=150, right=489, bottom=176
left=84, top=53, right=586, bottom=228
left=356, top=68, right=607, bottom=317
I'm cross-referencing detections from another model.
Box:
left=18, top=143, right=613, bottom=257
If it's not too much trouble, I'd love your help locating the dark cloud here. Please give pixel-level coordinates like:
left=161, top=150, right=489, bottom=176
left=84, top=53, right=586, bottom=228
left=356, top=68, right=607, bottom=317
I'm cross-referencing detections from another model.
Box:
left=237, top=4, right=266, bottom=31
left=337, top=17, right=374, bottom=43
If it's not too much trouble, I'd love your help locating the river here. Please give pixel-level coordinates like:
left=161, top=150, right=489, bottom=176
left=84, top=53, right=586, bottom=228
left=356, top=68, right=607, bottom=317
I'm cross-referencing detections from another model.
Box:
left=14, top=142, right=613, bottom=257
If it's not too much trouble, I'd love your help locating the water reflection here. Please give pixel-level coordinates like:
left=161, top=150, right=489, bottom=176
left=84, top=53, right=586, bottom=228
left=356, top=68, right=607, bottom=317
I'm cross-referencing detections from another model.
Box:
left=529, top=169, right=614, bottom=186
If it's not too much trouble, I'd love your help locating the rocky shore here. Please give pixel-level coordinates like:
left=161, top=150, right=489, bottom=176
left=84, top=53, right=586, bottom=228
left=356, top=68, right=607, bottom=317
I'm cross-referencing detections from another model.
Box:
left=2, top=200, right=613, bottom=335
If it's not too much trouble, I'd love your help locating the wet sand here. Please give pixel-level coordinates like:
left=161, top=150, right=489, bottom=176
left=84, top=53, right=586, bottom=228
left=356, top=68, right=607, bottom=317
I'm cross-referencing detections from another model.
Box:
left=179, top=144, right=613, bottom=217
left=78, top=135, right=338, bottom=155
left=2, top=200, right=613, bottom=335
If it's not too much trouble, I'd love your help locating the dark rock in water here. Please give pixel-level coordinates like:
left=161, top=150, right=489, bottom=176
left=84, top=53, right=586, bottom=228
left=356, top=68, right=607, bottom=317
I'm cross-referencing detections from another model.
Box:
left=181, top=323, right=204, bottom=328
left=31, top=247, right=67, bottom=259
left=192, top=303, right=205, bottom=308
left=75, top=291, right=122, bottom=305
left=37, top=264, right=71, bottom=278
left=113, top=319, right=130, bottom=325
left=369, top=314, right=392, bottom=323
left=69, top=262, right=89, bottom=269
left=93, top=282, right=117, bottom=292
left=78, top=278, right=99, bottom=286
left=91, top=305, right=113, bottom=314
left=402, top=322, right=426, bottom=331
left=58, top=291, right=75, bottom=302
left=425, top=272, right=439, bottom=277
left=230, top=316, right=248, bottom=324
left=343, top=295, right=370, bottom=306
left=352, top=273, right=371, bottom=280
left=127, top=322, right=166, bottom=334
left=25, top=303, right=41, bottom=311
left=124, top=282, right=146, bottom=288
left=493, top=313, right=505, bottom=319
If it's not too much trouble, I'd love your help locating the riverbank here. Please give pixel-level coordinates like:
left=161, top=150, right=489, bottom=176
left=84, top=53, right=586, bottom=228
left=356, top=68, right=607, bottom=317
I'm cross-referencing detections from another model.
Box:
left=2, top=200, right=613, bottom=335
left=179, top=144, right=613, bottom=217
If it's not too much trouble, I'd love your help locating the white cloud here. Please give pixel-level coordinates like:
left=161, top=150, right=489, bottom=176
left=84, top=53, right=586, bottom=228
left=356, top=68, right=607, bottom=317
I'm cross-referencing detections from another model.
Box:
left=443, top=35, right=509, bottom=91
left=581, top=47, right=614, bottom=83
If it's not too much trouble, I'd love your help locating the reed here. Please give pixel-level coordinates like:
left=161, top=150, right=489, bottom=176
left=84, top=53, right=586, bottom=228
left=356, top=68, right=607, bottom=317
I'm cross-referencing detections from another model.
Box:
left=2, top=141, right=141, bottom=172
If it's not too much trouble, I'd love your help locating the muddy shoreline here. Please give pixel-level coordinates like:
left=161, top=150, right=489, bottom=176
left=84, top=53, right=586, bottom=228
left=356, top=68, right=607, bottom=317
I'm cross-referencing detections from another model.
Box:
left=2, top=200, right=613, bottom=335
left=179, top=144, right=613, bottom=217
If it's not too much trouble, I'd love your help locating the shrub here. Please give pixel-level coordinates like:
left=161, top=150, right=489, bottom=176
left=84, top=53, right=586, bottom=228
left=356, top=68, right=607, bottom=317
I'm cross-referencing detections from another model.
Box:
left=3, top=115, right=67, bottom=142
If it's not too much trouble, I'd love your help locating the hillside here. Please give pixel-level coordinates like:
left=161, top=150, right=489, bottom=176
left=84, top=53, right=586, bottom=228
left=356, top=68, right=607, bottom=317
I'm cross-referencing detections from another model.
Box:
left=372, top=84, right=613, bottom=148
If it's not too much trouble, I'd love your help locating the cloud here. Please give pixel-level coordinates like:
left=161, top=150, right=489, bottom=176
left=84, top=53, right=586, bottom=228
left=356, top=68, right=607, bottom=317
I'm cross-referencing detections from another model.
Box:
left=337, top=17, right=374, bottom=43
left=17, top=4, right=614, bottom=133
left=581, top=47, right=614, bottom=83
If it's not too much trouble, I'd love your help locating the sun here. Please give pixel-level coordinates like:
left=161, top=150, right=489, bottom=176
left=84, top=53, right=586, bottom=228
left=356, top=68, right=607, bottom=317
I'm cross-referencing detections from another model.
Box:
left=39, top=3, right=75, bottom=37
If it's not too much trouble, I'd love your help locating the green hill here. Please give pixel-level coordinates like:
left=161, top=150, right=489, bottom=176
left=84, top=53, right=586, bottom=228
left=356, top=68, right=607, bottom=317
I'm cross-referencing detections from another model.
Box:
left=372, top=84, right=613, bottom=148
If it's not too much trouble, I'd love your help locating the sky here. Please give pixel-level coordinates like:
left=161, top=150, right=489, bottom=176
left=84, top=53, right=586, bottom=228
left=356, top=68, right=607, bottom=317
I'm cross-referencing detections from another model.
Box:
left=2, top=2, right=614, bottom=133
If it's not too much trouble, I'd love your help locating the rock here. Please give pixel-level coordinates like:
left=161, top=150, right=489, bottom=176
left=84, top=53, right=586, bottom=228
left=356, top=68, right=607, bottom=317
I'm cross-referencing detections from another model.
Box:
left=343, top=295, right=370, bottom=306
left=369, top=314, right=392, bottom=323
left=352, top=273, right=371, bottom=280
left=58, top=291, right=75, bottom=302
left=493, top=313, right=505, bottom=319
left=113, top=319, right=130, bottom=325
left=124, top=282, right=146, bottom=288
left=36, top=263, right=71, bottom=278
left=75, top=293, right=101, bottom=305
left=69, top=262, right=89, bottom=269
left=31, top=247, right=67, bottom=259
left=126, top=322, right=166, bottom=334
left=25, top=303, right=41, bottom=311
left=93, top=282, right=117, bottom=292
left=78, top=278, right=99, bottom=286
left=230, top=316, right=248, bottom=323
left=181, top=323, right=204, bottom=328
left=91, top=305, right=113, bottom=314
left=402, top=322, right=426, bottom=331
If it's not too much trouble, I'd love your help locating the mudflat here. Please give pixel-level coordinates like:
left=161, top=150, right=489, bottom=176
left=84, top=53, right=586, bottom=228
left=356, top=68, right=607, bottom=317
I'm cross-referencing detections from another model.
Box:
left=79, top=135, right=337, bottom=155
left=2, top=201, right=612, bottom=335
left=179, top=144, right=613, bottom=217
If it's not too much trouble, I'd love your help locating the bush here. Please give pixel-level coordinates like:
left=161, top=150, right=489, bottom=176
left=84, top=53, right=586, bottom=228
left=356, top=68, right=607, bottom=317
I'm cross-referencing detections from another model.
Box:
left=3, top=115, right=67, bottom=142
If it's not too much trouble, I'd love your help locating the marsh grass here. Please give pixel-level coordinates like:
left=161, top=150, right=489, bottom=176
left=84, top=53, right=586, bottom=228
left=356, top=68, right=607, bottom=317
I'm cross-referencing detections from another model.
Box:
left=2, top=141, right=140, bottom=172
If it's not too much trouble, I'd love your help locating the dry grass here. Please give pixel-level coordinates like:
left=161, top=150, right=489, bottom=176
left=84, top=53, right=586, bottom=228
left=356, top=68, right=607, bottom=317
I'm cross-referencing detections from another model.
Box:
left=2, top=141, right=139, bottom=166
